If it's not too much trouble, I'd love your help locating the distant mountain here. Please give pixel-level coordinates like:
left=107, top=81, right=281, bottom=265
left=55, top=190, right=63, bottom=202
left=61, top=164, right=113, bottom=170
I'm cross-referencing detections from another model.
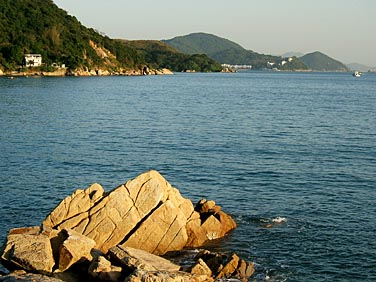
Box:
left=163, top=32, right=245, bottom=56
left=300, top=52, right=349, bottom=72
left=119, top=40, right=222, bottom=72
left=163, top=33, right=309, bottom=70
left=281, top=51, right=304, bottom=58
left=347, top=63, right=374, bottom=72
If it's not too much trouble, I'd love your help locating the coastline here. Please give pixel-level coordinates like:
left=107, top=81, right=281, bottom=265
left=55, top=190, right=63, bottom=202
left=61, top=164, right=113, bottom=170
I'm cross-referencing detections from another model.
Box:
left=0, top=67, right=174, bottom=78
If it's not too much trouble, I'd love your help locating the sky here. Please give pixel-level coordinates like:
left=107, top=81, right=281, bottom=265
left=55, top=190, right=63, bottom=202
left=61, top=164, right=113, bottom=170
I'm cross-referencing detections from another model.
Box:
left=53, top=0, right=376, bottom=66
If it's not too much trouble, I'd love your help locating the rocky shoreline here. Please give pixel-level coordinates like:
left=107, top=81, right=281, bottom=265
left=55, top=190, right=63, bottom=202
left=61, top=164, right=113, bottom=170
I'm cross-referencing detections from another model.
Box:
left=0, top=171, right=254, bottom=282
left=0, top=67, right=174, bottom=78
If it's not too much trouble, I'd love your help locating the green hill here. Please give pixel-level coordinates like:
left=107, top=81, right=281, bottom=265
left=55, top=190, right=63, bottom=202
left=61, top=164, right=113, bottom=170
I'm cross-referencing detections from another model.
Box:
left=120, top=40, right=222, bottom=72
left=163, top=33, right=309, bottom=71
left=0, top=0, right=220, bottom=74
left=0, top=0, right=144, bottom=72
left=299, top=52, right=349, bottom=72
left=163, top=32, right=245, bottom=56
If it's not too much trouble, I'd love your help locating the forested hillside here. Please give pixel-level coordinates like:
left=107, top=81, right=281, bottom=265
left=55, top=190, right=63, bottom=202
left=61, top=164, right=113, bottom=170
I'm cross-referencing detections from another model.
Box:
left=121, top=40, right=222, bottom=72
left=0, top=0, right=220, bottom=73
left=300, top=52, right=349, bottom=71
left=163, top=32, right=245, bottom=56
left=164, top=33, right=309, bottom=70
left=0, top=0, right=144, bottom=71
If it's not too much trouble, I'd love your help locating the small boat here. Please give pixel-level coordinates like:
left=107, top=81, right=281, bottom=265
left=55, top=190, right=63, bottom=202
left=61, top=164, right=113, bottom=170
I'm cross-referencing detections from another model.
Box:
left=353, top=71, right=361, bottom=77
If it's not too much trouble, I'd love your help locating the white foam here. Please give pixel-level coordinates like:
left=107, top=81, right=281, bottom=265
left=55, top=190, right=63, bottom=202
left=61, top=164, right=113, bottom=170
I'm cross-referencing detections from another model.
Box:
left=272, top=217, right=287, bottom=223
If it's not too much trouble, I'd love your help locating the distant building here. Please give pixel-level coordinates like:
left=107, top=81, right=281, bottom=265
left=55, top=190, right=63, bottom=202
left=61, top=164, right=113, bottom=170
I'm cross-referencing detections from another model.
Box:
left=24, top=54, right=42, bottom=67
left=221, top=64, right=252, bottom=70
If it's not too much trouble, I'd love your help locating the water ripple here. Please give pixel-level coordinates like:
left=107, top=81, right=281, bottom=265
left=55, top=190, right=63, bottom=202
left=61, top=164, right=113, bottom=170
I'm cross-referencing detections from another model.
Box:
left=1, top=73, right=375, bottom=281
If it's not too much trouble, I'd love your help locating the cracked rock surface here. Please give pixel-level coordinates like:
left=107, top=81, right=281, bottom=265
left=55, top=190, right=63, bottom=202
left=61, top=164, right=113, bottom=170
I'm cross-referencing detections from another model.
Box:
left=1, top=170, right=240, bottom=281
left=42, top=170, right=236, bottom=255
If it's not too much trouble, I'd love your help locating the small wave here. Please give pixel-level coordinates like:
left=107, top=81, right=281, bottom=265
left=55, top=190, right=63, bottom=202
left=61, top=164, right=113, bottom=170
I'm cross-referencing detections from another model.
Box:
left=234, top=215, right=288, bottom=226
left=272, top=217, right=287, bottom=223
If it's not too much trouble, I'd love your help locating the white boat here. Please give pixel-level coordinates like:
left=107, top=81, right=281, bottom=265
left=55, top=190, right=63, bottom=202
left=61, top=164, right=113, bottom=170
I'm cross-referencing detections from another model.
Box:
left=353, top=71, right=361, bottom=77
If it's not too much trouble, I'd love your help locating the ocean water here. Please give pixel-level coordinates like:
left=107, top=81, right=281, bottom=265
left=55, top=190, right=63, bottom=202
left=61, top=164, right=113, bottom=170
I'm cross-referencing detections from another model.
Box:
left=0, top=72, right=375, bottom=281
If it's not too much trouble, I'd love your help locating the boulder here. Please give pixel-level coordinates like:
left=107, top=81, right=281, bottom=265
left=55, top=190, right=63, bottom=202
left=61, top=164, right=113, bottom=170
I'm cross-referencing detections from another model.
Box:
left=236, top=259, right=255, bottom=281
left=155, top=68, right=174, bottom=75
left=185, top=199, right=236, bottom=248
left=108, top=246, right=180, bottom=272
left=1, top=227, right=55, bottom=275
left=215, top=253, right=239, bottom=279
left=58, top=229, right=96, bottom=272
left=194, top=250, right=254, bottom=282
left=190, top=258, right=212, bottom=277
left=88, top=256, right=123, bottom=282
left=0, top=270, right=64, bottom=282
left=194, top=250, right=226, bottom=276
left=196, top=199, right=218, bottom=214
left=42, top=170, right=206, bottom=255
left=0, top=170, right=253, bottom=281
left=124, top=269, right=212, bottom=282
left=41, top=68, right=67, bottom=77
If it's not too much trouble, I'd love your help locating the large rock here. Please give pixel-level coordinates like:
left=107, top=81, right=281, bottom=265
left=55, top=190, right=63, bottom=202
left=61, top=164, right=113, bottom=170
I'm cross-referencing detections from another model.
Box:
left=215, top=253, right=239, bottom=279
left=88, top=256, right=123, bottom=282
left=190, top=258, right=212, bottom=277
left=124, top=269, right=212, bottom=282
left=0, top=171, right=252, bottom=281
left=186, top=199, right=237, bottom=248
left=42, top=170, right=235, bottom=255
left=108, top=246, right=180, bottom=272
left=1, top=227, right=55, bottom=275
left=194, top=250, right=254, bottom=282
left=0, top=270, right=64, bottom=282
left=58, top=229, right=96, bottom=272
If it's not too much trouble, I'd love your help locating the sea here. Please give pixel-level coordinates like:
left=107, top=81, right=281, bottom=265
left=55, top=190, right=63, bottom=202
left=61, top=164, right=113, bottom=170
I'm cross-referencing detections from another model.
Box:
left=0, top=71, right=375, bottom=282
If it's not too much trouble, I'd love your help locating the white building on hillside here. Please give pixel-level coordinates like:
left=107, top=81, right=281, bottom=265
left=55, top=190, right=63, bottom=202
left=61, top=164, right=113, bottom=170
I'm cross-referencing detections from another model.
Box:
left=24, top=54, right=42, bottom=67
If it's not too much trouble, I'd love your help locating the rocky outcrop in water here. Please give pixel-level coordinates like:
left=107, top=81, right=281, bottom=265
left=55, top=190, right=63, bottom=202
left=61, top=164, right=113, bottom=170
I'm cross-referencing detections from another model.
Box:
left=41, top=170, right=236, bottom=255
left=0, top=170, right=253, bottom=282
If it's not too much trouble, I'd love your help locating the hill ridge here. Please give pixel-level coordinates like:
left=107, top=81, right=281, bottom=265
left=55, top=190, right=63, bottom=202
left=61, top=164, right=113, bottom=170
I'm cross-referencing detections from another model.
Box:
left=299, top=51, right=349, bottom=72
left=0, top=1, right=221, bottom=74
left=164, top=32, right=309, bottom=70
left=163, top=32, right=246, bottom=56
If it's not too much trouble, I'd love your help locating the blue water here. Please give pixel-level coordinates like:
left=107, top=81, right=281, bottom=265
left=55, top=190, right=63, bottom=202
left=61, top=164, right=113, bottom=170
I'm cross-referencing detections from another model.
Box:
left=0, top=72, right=375, bottom=281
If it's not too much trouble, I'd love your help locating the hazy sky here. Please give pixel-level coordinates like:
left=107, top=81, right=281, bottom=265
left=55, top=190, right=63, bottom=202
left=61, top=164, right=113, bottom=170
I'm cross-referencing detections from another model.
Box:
left=53, top=0, right=376, bottom=66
